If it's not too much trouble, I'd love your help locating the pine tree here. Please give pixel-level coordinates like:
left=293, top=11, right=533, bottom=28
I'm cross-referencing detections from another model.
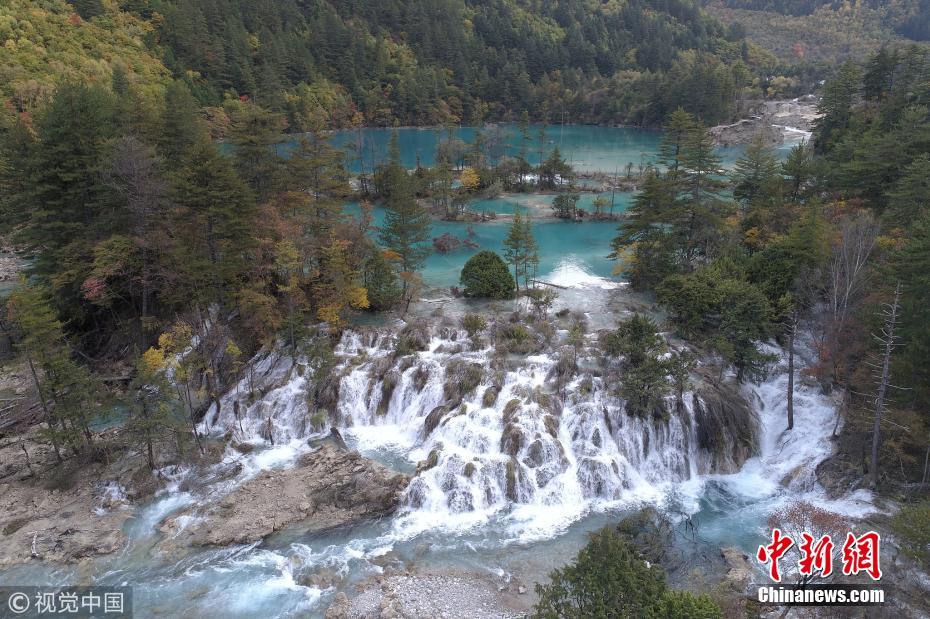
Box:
left=504, top=208, right=540, bottom=291
left=658, top=108, right=697, bottom=176
left=782, top=140, right=814, bottom=203
left=893, top=215, right=930, bottom=411
left=16, top=82, right=118, bottom=309
left=609, top=170, right=679, bottom=290
left=159, top=81, right=209, bottom=169
left=538, top=146, right=571, bottom=190
left=378, top=132, right=431, bottom=297
left=7, top=282, right=99, bottom=455
left=731, top=134, right=781, bottom=207
left=363, top=245, right=402, bottom=311
left=522, top=215, right=539, bottom=288
left=885, top=155, right=930, bottom=227
left=677, top=121, right=727, bottom=267
left=228, top=103, right=286, bottom=202
left=814, top=61, right=862, bottom=154
left=170, top=142, right=256, bottom=306
left=128, top=347, right=187, bottom=469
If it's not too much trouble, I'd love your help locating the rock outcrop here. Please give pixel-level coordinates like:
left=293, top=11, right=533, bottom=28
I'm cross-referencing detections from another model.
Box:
left=710, top=98, right=818, bottom=147
left=160, top=444, right=409, bottom=547
left=0, top=437, right=132, bottom=569
left=693, top=380, right=759, bottom=473
left=710, top=117, right=784, bottom=147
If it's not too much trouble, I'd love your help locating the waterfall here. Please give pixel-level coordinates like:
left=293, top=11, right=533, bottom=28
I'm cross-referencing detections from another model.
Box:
left=203, top=325, right=761, bottom=531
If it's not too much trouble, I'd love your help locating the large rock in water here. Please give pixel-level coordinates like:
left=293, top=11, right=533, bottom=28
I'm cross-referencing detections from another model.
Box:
left=692, top=381, right=759, bottom=473
left=160, top=444, right=409, bottom=547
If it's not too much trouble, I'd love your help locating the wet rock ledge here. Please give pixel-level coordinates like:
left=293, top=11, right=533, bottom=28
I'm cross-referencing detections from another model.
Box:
left=160, top=444, right=410, bottom=547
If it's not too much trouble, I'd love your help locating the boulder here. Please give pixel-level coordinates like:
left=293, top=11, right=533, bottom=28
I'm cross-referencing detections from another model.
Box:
left=693, top=382, right=758, bottom=473
left=721, top=546, right=752, bottom=593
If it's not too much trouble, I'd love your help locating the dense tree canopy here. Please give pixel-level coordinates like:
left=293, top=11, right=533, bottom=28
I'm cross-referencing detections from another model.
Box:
left=1, top=0, right=769, bottom=128
left=460, top=251, right=516, bottom=299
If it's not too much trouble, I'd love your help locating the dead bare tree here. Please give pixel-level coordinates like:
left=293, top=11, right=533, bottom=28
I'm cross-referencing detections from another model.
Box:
left=870, top=283, right=901, bottom=488
left=103, top=136, right=168, bottom=346
left=829, top=213, right=878, bottom=325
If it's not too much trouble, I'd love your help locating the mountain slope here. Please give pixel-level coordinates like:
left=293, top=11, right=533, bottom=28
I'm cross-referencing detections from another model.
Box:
left=143, top=0, right=758, bottom=126
left=703, top=0, right=930, bottom=65
left=0, top=0, right=171, bottom=108
left=2, top=0, right=765, bottom=127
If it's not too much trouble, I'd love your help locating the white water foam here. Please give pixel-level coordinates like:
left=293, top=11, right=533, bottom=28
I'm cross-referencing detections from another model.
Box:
left=545, top=258, right=622, bottom=290
left=166, top=320, right=877, bottom=615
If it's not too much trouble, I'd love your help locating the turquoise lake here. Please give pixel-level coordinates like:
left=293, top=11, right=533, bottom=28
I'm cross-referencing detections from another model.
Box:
left=329, top=124, right=806, bottom=291
left=347, top=202, right=623, bottom=291
left=327, top=123, right=801, bottom=174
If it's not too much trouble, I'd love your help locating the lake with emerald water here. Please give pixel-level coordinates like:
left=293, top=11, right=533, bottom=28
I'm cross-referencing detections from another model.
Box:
left=328, top=123, right=804, bottom=291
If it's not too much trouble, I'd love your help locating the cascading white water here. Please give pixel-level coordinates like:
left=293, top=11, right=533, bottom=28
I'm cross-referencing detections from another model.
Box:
left=205, top=323, right=760, bottom=541
left=1, top=313, right=875, bottom=619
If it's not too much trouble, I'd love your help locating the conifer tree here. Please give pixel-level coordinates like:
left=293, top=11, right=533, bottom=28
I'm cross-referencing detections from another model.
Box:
left=16, top=82, right=118, bottom=309
left=159, top=81, right=209, bottom=169
left=731, top=134, right=781, bottom=207
left=170, top=142, right=256, bottom=306
left=677, top=121, right=727, bottom=267
left=8, top=282, right=99, bottom=455
left=504, top=208, right=538, bottom=291
left=657, top=107, right=697, bottom=176
left=128, top=346, right=187, bottom=469
left=782, top=140, right=814, bottom=203
left=228, top=103, right=286, bottom=202
left=378, top=132, right=431, bottom=297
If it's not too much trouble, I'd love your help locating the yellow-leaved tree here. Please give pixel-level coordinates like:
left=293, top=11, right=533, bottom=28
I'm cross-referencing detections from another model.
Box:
left=312, top=235, right=369, bottom=331
left=460, top=166, right=481, bottom=192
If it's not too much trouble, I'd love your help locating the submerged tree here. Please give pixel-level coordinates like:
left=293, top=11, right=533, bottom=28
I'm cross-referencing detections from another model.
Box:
left=503, top=209, right=538, bottom=291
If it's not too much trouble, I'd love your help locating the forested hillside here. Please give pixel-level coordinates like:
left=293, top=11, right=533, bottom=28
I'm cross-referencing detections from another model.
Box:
left=0, top=0, right=171, bottom=106
left=150, top=0, right=756, bottom=126
left=2, top=0, right=769, bottom=128
left=705, top=0, right=930, bottom=66
left=710, top=0, right=930, bottom=41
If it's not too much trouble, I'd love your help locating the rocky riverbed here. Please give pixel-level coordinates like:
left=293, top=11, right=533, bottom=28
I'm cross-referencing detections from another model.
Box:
left=0, top=431, right=136, bottom=569
left=328, top=570, right=531, bottom=619
left=711, top=98, right=818, bottom=147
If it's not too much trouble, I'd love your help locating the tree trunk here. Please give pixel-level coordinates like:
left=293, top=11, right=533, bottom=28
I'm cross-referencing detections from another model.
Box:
left=786, top=314, right=796, bottom=431
left=870, top=284, right=901, bottom=488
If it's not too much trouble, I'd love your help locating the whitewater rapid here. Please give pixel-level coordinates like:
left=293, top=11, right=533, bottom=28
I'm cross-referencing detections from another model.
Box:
left=196, top=305, right=875, bottom=556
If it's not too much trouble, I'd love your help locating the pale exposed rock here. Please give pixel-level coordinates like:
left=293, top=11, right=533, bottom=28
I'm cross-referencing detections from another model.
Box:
left=159, top=444, right=409, bottom=547
left=721, top=546, right=753, bottom=593
left=325, top=592, right=350, bottom=619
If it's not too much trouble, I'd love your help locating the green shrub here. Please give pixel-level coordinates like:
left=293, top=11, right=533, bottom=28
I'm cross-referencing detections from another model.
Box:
left=502, top=324, right=530, bottom=342
left=462, top=314, right=488, bottom=338
left=657, top=590, right=723, bottom=619
left=533, top=527, right=722, bottom=619
left=459, top=251, right=515, bottom=299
